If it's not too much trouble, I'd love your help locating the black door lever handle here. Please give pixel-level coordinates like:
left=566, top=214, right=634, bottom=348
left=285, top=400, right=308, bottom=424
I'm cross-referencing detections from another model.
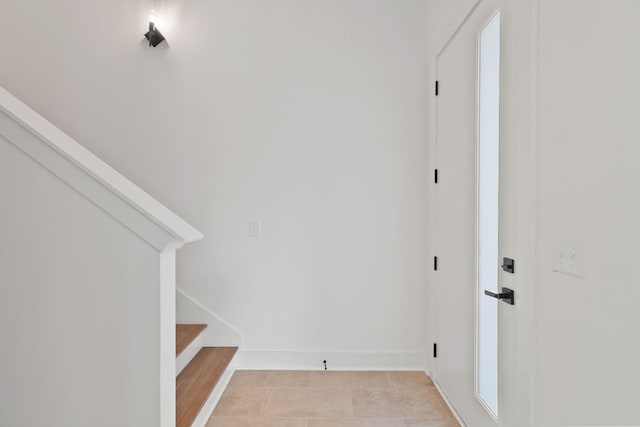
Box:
left=484, top=287, right=515, bottom=305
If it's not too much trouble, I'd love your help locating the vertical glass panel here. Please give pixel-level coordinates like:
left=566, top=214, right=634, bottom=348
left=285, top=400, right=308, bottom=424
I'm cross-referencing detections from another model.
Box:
left=477, top=10, right=500, bottom=418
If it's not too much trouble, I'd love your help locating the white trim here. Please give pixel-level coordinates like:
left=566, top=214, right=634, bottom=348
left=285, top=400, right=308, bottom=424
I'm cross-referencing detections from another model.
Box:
left=499, top=0, right=539, bottom=425
left=235, top=350, right=426, bottom=371
left=432, top=377, right=467, bottom=427
left=0, top=86, right=203, bottom=251
left=190, top=358, right=236, bottom=427
left=159, top=251, right=177, bottom=427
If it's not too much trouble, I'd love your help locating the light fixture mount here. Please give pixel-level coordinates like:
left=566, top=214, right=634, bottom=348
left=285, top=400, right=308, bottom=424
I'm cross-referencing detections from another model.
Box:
left=145, top=20, right=165, bottom=47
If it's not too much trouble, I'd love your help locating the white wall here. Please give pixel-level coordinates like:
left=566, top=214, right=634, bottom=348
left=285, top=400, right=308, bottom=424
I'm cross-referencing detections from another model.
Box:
left=0, top=0, right=431, bottom=365
left=426, top=0, right=477, bottom=49
left=536, top=0, right=640, bottom=424
left=0, top=136, right=161, bottom=426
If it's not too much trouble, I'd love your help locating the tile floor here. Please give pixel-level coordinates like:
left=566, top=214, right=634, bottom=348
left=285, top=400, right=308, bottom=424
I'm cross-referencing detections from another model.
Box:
left=207, top=371, right=459, bottom=427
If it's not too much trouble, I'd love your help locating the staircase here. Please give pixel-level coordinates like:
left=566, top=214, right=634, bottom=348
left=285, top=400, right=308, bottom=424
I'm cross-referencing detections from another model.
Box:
left=1, top=87, right=240, bottom=427
left=176, top=324, right=238, bottom=427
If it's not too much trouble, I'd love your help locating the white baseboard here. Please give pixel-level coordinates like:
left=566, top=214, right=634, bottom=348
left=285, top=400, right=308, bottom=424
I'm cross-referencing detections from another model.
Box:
left=431, top=376, right=466, bottom=427
left=190, top=356, right=236, bottom=427
left=235, top=350, right=427, bottom=371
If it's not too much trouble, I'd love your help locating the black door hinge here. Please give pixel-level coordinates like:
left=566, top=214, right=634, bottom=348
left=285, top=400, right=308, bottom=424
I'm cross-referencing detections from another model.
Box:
left=434, top=256, right=438, bottom=271
left=434, top=169, right=438, bottom=183
left=435, top=81, right=439, bottom=96
left=433, top=343, right=438, bottom=358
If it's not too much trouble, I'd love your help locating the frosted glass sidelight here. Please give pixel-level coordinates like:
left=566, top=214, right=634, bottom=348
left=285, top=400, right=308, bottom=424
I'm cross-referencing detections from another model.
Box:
left=477, top=10, right=501, bottom=418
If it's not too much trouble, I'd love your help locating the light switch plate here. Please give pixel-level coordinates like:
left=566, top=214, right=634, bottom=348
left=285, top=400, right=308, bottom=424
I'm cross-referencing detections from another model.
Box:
left=552, top=238, right=585, bottom=278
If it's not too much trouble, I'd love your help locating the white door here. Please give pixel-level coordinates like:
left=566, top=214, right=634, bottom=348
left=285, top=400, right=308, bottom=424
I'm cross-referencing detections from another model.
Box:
left=433, top=0, right=504, bottom=426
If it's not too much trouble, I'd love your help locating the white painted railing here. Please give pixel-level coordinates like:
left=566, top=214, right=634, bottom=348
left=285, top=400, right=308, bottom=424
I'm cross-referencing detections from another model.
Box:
left=0, top=87, right=202, bottom=251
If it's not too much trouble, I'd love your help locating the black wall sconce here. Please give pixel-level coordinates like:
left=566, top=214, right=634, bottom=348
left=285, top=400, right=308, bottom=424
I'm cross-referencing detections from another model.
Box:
left=145, top=11, right=165, bottom=47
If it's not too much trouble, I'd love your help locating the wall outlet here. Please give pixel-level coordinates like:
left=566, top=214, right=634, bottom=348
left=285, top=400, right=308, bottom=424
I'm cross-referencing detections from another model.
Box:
left=552, top=238, right=586, bottom=278
left=249, top=220, right=261, bottom=238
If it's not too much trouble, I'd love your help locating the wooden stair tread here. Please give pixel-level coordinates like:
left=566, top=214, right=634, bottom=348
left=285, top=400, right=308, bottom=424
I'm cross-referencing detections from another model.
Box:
left=176, top=324, right=207, bottom=357
left=176, top=347, right=238, bottom=427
